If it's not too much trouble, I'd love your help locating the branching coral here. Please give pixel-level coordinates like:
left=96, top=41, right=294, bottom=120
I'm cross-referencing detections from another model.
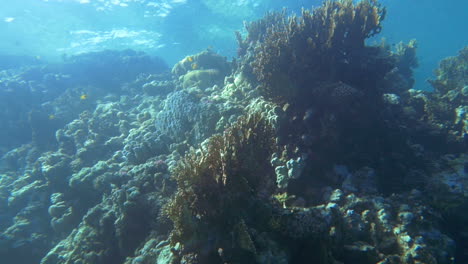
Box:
left=426, top=46, right=468, bottom=145
left=380, top=40, right=419, bottom=93
left=395, top=47, right=467, bottom=152
left=237, top=0, right=387, bottom=104
left=429, top=46, right=468, bottom=102
left=164, top=109, right=276, bottom=258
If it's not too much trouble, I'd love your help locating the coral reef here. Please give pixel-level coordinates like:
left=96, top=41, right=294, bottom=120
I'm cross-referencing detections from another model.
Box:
left=41, top=161, right=172, bottom=264
left=0, top=51, right=171, bottom=263
left=234, top=0, right=425, bottom=196
left=0, top=47, right=253, bottom=264
left=0, top=2, right=467, bottom=264
left=0, top=49, right=168, bottom=155
left=325, top=190, right=455, bottom=264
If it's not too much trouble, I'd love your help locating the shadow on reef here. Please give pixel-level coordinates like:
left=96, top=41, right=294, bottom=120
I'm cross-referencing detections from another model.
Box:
left=0, top=0, right=467, bottom=264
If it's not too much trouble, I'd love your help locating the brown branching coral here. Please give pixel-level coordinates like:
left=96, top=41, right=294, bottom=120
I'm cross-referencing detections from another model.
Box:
left=393, top=47, right=467, bottom=153
left=164, top=109, right=276, bottom=257
left=237, top=0, right=387, bottom=104
left=429, top=46, right=468, bottom=100
left=381, top=39, right=419, bottom=93
left=425, top=46, right=468, bottom=146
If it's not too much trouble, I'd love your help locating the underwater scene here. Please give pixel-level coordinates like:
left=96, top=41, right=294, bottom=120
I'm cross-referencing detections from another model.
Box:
left=0, top=0, right=467, bottom=263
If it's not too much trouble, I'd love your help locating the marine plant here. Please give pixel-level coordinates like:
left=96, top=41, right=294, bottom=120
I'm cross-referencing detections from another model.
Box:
left=164, top=109, right=277, bottom=261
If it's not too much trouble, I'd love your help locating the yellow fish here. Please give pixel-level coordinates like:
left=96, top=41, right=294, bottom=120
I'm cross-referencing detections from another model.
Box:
left=80, top=94, right=88, bottom=100
left=187, top=56, right=193, bottom=62
left=191, top=63, right=198, bottom=70
left=48, top=114, right=56, bottom=120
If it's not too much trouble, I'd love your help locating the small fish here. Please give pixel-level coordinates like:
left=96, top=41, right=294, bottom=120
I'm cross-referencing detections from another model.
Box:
left=191, top=63, right=198, bottom=70
left=48, top=114, right=56, bottom=120
left=187, top=56, right=193, bottom=62
left=80, top=94, right=88, bottom=100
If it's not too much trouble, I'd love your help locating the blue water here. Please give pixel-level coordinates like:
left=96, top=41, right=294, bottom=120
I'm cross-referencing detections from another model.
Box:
left=1, top=0, right=466, bottom=90
left=379, top=0, right=468, bottom=90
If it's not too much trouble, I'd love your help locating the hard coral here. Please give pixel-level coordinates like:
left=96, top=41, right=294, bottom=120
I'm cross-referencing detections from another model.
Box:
left=419, top=46, right=468, bottom=147
left=164, top=109, right=276, bottom=261
left=429, top=46, right=468, bottom=98
left=237, top=0, right=387, bottom=104
left=171, top=49, right=231, bottom=78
